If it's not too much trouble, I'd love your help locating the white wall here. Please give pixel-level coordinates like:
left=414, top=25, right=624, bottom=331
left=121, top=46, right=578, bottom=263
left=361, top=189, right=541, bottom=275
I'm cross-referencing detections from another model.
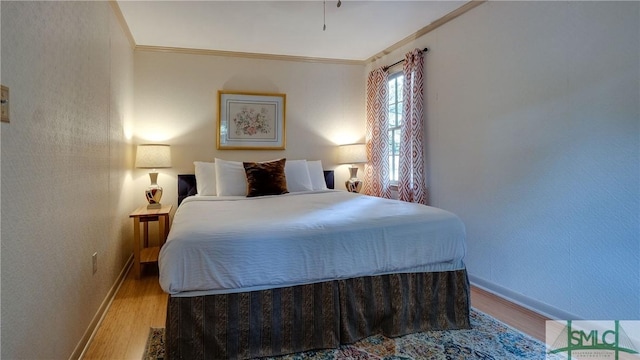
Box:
left=0, top=2, right=135, bottom=358
left=369, top=1, right=639, bottom=320
left=132, top=50, right=366, bottom=201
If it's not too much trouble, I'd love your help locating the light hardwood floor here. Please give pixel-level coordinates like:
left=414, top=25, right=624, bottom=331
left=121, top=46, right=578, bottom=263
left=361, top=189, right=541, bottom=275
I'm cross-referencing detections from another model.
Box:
left=82, top=267, right=549, bottom=359
left=83, top=266, right=167, bottom=360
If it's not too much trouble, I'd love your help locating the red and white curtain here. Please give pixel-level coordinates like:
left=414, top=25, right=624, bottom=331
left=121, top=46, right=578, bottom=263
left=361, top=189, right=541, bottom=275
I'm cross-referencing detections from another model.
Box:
left=398, top=49, right=427, bottom=204
left=363, top=67, right=392, bottom=199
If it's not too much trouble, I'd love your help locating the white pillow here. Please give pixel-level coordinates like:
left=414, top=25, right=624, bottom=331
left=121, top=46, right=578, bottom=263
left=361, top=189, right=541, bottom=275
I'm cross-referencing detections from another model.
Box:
left=307, top=160, right=327, bottom=190
left=284, top=160, right=313, bottom=192
left=214, top=158, right=248, bottom=196
left=194, top=161, right=216, bottom=196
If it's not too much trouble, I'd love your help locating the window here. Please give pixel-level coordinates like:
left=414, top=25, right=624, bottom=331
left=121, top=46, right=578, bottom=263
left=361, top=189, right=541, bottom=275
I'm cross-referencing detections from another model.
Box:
left=388, top=71, right=403, bottom=184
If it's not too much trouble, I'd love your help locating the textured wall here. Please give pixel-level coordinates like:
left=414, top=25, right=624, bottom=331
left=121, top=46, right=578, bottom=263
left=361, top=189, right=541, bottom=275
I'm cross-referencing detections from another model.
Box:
left=133, top=51, right=366, bottom=199
left=0, top=2, right=134, bottom=358
left=368, top=1, right=639, bottom=320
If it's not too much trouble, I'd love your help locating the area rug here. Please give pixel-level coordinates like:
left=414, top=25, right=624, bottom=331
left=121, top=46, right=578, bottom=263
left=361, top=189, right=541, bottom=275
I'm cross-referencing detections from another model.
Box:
left=143, top=308, right=559, bottom=360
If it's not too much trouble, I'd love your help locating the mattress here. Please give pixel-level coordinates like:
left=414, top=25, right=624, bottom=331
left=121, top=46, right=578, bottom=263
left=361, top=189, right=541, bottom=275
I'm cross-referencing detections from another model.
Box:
left=159, top=190, right=466, bottom=297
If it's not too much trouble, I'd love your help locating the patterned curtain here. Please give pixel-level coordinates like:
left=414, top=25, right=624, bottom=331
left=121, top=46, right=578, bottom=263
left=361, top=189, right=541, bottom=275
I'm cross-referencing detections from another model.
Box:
left=398, top=49, right=427, bottom=204
left=362, top=67, right=391, bottom=199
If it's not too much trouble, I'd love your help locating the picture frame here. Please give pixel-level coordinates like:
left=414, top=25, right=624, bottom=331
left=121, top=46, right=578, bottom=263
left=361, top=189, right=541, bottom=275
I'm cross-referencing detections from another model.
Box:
left=217, top=91, right=286, bottom=150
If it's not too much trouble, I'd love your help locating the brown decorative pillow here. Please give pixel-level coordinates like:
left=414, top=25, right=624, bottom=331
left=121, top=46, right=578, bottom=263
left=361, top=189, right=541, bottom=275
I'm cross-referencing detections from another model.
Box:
left=243, top=158, right=289, bottom=197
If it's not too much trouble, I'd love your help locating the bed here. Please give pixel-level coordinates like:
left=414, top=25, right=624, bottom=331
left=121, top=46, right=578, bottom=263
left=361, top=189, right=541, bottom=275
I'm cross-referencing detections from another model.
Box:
left=160, top=163, right=470, bottom=359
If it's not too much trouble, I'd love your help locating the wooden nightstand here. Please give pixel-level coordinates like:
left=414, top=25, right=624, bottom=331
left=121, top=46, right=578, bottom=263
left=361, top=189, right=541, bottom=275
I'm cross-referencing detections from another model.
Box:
left=129, top=204, right=172, bottom=279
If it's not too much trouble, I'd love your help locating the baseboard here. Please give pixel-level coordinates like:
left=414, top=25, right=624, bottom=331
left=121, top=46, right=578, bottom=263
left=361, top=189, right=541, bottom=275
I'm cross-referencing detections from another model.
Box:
left=70, top=254, right=133, bottom=360
left=469, top=274, right=582, bottom=321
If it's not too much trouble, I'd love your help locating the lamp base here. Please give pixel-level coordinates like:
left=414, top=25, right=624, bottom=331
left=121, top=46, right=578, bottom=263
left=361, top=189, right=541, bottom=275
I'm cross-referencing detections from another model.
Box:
left=345, top=179, right=363, bottom=193
left=145, top=187, right=163, bottom=208
left=345, top=166, right=363, bottom=193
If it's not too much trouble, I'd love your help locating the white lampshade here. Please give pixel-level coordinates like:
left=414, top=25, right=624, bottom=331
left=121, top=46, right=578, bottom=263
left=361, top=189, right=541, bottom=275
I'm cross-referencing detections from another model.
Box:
left=338, top=143, right=367, bottom=164
left=135, top=144, right=172, bottom=169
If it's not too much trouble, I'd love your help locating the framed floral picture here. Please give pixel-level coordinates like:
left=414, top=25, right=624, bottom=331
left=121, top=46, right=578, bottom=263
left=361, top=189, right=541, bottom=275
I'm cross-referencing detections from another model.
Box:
left=217, top=91, right=286, bottom=150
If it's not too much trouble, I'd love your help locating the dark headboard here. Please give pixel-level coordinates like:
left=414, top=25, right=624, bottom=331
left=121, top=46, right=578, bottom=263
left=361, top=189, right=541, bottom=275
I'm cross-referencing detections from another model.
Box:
left=177, top=175, right=198, bottom=206
left=178, top=170, right=335, bottom=206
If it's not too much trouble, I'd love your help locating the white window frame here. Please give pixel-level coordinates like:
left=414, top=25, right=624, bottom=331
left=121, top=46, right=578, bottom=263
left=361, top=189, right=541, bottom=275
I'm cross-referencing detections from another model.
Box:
left=388, top=71, right=403, bottom=186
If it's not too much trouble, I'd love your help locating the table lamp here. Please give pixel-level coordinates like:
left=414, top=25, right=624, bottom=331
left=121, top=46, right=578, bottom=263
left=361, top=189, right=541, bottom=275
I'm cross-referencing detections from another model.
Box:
left=135, top=144, right=172, bottom=209
left=338, top=143, right=367, bottom=193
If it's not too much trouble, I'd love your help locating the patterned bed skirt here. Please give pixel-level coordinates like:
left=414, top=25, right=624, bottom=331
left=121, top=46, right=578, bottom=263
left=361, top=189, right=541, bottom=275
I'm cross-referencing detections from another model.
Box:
left=165, top=269, right=470, bottom=360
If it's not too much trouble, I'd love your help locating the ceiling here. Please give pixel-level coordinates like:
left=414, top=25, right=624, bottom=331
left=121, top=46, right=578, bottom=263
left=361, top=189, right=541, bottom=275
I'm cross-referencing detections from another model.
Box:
left=117, top=1, right=467, bottom=61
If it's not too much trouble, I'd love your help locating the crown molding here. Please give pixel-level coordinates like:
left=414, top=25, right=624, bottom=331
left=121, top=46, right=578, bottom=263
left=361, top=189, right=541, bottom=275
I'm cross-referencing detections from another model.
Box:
left=109, top=0, right=136, bottom=50
left=110, top=0, right=485, bottom=65
left=366, top=0, right=487, bottom=63
left=135, top=45, right=365, bottom=66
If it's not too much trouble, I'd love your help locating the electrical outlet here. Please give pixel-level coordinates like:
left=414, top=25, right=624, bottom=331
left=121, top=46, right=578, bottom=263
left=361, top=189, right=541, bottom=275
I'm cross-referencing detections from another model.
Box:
left=92, top=252, right=98, bottom=274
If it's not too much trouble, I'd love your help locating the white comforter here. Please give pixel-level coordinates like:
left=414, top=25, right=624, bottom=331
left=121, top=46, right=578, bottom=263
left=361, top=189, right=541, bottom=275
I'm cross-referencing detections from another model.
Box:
left=159, top=190, right=466, bottom=297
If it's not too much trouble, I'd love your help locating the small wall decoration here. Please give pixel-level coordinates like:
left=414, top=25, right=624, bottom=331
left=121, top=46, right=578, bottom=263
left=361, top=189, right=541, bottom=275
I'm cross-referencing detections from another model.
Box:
left=218, top=91, right=286, bottom=150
